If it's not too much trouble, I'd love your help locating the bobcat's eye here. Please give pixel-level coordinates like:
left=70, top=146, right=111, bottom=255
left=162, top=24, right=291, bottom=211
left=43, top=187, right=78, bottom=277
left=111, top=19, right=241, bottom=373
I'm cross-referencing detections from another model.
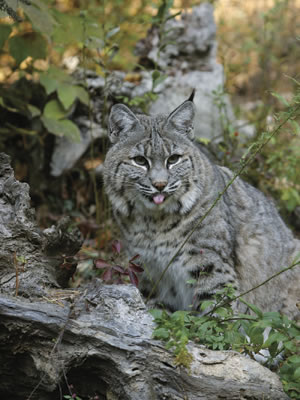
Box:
left=132, top=156, right=149, bottom=168
left=167, top=154, right=181, bottom=167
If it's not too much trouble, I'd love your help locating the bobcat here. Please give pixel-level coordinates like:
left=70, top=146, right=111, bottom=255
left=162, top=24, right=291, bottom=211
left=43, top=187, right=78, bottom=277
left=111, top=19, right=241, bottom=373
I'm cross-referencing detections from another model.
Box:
left=103, top=94, right=300, bottom=319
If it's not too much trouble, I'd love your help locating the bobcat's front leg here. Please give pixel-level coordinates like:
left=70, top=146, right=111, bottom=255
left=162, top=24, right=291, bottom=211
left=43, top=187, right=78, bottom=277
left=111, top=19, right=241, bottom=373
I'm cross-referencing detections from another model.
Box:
left=186, top=254, right=239, bottom=311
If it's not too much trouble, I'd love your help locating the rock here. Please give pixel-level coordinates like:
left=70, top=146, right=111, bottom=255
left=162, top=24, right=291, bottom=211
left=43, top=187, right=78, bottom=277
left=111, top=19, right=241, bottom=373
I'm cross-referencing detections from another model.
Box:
left=135, top=3, right=217, bottom=70
left=136, top=3, right=237, bottom=142
left=50, top=116, right=106, bottom=177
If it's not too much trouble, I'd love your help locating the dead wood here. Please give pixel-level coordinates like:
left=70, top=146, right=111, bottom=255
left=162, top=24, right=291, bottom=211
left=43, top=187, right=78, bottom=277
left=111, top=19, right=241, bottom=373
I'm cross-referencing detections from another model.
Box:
left=0, top=152, right=289, bottom=399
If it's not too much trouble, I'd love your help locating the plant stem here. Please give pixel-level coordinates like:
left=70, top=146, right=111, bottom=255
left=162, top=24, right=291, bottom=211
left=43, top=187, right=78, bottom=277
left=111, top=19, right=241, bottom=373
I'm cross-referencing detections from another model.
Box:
left=203, top=259, right=300, bottom=317
left=232, top=260, right=300, bottom=305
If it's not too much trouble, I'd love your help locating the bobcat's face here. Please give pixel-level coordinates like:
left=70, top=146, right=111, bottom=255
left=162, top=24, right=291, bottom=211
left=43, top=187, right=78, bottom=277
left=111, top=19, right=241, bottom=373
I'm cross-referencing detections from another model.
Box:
left=104, top=97, right=202, bottom=215
left=114, top=135, right=195, bottom=211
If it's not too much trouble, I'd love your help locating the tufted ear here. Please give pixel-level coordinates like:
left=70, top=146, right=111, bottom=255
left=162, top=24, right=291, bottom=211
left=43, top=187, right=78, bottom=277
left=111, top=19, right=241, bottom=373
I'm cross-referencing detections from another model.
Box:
left=108, top=104, right=141, bottom=143
left=164, top=92, right=195, bottom=139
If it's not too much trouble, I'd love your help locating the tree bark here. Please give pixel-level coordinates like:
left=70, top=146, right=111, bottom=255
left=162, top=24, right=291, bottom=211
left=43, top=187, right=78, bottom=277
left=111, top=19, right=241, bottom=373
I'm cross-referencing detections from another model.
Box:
left=0, top=152, right=289, bottom=400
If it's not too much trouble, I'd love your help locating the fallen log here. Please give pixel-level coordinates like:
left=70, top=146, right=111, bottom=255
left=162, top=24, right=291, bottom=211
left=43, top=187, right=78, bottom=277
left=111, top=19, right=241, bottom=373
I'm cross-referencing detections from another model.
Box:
left=0, top=152, right=289, bottom=399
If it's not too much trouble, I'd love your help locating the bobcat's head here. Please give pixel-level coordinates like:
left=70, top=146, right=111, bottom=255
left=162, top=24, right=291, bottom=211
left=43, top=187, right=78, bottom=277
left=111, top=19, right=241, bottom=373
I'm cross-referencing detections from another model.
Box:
left=104, top=93, right=203, bottom=215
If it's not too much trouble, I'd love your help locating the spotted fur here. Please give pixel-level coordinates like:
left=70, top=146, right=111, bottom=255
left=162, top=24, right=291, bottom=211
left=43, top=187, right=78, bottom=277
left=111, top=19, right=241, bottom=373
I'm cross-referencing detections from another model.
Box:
left=104, top=98, right=300, bottom=318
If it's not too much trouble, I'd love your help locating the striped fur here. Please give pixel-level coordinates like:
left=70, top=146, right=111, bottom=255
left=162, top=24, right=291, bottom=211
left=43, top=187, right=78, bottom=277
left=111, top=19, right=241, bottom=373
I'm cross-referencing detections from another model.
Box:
left=104, top=99, right=300, bottom=318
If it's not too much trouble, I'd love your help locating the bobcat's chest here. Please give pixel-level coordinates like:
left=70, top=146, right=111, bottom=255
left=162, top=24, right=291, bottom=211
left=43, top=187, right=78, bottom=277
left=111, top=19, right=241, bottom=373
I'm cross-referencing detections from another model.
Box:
left=124, top=213, right=181, bottom=261
left=118, top=212, right=195, bottom=309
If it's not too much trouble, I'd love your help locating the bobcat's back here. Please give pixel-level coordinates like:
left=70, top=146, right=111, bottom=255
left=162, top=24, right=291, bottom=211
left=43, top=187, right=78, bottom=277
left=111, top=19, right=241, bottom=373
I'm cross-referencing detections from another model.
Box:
left=104, top=99, right=300, bottom=319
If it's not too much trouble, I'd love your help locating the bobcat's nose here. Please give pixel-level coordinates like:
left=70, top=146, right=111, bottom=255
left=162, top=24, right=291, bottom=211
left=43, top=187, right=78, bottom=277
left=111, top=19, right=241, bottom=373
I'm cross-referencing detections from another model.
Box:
left=153, top=181, right=167, bottom=191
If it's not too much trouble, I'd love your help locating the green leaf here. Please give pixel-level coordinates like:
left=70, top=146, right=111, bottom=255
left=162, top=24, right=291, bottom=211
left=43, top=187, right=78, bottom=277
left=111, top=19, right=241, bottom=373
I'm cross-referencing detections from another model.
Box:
left=40, top=67, right=74, bottom=95
left=293, top=367, right=300, bottom=380
left=284, top=340, right=297, bottom=353
left=57, top=85, right=89, bottom=110
left=52, top=11, right=83, bottom=45
left=292, top=251, right=300, bottom=263
left=149, top=309, right=163, bottom=320
left=9, top=32, right=48, bottom=65
left=170, top=310, right=187, bottom=322
left=288, top=355, right=300, bottom=363
left=197, top=137, right=211, bottom=145
left=262, top=332, right=287, bottom=348
left=225, top=330, right=245, bottom=346
left=43, top=99, right=66, bottom=120
left=281, top=187, right=300, bottom=212
left=40, top=74, right=58, bottom=95
left=27, top=104, right=41, bottom=118
left=0, top=24, right=12, bottom=48
left=41, top=117, right=81, bottom=142
left=288, top=120, right=300, bottom=135
left=271, top=92, right=290, bottom=107
left=200, top=300, right=214, bottom=311
left=147, top=92, right=158, bottom=101
left=23, top=1, right=57, bottom=38
left=247, top=326, right=264, bottom=346
left=262, top=311, right=281, bottom=320
left=74, top=86, right=89, bottom=105
left=40, top=66, right=77, bottom=97
left=153, top=73, right=167, bottom=89
left=186, top=279, right=197, bottom=285
left=214, top=307, right=230, bottom=317
left=152, top=70, right=161, bottom=81
left=57, top=85, right=78, bottom=110
left=45, top=65, right=73, bottom=82
left=153, top=327, right=170, bottom=339
left=250, top=332, right=264, bottom=346
left=268, top=341, right=279, bottom=358
left=85, top=36, right=105, bottom=50
left=240, top=298, right=263, bottom=318
left=107, top=44, right=119, bottom=61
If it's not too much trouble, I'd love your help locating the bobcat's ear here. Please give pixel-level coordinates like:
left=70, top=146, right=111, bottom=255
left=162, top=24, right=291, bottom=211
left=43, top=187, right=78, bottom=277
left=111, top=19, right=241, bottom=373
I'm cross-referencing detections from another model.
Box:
left=164, top=96, right=195, bottom=139
left=108, top=104, right=141, bottom=143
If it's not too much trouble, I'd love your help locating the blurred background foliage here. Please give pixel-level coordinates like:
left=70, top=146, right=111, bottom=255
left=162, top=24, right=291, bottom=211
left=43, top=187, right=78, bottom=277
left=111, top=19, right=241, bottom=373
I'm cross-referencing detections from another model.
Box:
left=0, top=0, right=299, bottom=230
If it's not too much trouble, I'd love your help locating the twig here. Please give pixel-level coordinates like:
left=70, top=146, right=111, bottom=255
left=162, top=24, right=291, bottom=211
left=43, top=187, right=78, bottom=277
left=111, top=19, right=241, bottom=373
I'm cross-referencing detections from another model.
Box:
left=232, top=260, right=300, bottom=307
left=203, top=259, right=300, bottom=318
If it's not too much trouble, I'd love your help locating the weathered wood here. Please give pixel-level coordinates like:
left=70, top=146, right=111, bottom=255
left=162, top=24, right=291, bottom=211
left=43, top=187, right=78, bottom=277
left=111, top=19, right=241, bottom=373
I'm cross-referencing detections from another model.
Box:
left=0, top=153, right=83, bottom=298
left=0, top=152, right=289, bottom=399
left=0, top=282, right=289, bottom=400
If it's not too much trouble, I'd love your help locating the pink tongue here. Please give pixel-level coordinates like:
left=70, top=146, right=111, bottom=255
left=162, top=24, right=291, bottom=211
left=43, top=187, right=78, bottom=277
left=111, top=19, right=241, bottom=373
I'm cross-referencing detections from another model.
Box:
left=153, top=194, right=165, bottom=205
